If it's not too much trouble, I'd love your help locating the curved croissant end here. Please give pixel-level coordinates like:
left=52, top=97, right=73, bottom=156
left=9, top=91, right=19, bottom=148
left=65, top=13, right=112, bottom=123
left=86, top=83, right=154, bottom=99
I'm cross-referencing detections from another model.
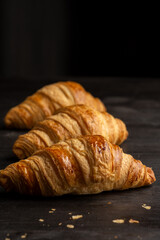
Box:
left=0, top=135, right=156, bottom=196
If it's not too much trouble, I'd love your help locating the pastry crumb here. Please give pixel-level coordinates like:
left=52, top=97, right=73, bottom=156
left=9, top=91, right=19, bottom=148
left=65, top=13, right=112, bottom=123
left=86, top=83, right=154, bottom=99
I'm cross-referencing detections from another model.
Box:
left=51, top=208, right=56, bottom=211
left=142, top=204, right=151, bottom=210
left=66, top=224, right=74, bottom=229
left=112, top=219, right=124, bottom=224
left=39, top=219, right=44, bottom=222
left=107, top=202, right=112, bottom=204
left=129, top=219, right=139, bottom=224
left=21, top=233, right=27, bottom=239
left=72, top=215, right=83, bottom=220
left=58, top=222, right=62, bottom=226
left=49, top=208, right=56, bottom=213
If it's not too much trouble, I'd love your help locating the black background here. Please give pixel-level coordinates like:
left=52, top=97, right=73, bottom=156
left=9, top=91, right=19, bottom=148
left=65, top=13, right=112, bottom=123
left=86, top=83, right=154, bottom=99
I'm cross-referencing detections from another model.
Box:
left=1, top=1, right=160, bottom=79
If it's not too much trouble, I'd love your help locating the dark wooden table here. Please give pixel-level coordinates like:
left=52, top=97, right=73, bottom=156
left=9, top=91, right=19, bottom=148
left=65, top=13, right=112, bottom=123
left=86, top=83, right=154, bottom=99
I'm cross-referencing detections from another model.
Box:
left=0, top=77, right=160, bottom=240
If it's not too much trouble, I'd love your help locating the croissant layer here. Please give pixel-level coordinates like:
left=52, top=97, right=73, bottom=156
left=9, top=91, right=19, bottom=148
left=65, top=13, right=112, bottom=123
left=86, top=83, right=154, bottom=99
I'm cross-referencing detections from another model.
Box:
left=4, top=81, right=106, bottom=129
left=0, top=135, right=155, bottom=196
left=13, top=105, right=128, bottom=159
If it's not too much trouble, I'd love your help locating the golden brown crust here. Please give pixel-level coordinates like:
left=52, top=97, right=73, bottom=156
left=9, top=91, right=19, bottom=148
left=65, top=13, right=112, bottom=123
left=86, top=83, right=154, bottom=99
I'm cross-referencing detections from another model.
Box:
left=13, top=105, right=128, bottom=159
left=4, top=81, right=106, bottom=129
left=0, top=135, right=156, bottom=196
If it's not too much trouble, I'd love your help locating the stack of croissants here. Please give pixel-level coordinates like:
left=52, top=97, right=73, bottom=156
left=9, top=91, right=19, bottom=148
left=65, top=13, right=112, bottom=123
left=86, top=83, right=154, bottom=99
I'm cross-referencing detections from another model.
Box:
left=0, top=81, right=156, bottom=196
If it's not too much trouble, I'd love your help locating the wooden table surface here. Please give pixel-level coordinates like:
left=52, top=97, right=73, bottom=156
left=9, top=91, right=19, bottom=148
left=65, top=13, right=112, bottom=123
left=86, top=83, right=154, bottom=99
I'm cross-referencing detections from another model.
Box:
left=0, top=77, right=160, bottom=240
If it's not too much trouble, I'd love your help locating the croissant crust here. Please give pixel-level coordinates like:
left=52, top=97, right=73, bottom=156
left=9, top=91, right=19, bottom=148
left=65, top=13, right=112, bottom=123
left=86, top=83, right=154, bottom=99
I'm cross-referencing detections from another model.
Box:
left=13, top=105, right=128, bottom=159
left=0, top=135, right=156, bottom=196
left=4, top=81, right=106, bottom=129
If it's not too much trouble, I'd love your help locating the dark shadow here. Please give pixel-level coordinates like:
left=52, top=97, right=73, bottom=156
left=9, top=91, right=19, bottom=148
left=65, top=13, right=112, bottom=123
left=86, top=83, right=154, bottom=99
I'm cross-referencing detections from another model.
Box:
left=0, top=124, right=27, bottom=134
left=0, top=185, right=153, bottom=203
left=4, top=154, right=19, bottom=163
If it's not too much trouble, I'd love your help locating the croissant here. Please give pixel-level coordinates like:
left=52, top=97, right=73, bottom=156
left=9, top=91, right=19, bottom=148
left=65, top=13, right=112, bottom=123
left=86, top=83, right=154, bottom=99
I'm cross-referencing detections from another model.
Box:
left=4, top=81, right=106, bottom=129
left=13, top=105, right=128, bottom=159
left=0, top=135, right=155, bottom=196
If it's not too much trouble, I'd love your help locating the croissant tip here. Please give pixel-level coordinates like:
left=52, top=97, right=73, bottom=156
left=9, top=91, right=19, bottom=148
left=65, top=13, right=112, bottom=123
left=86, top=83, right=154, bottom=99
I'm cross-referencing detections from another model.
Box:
left=123, top=129, right=129, bottom=143
left=13, top=146, right=25, bottom=159
left=4, top=114, right=12, bottom=128
left=0, top=171, right=12, bottom=192
left=146, top=167, right=156, bottom=185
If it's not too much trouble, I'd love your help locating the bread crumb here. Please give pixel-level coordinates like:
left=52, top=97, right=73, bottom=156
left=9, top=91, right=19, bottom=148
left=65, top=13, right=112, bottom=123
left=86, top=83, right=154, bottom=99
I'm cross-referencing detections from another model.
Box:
left=112, top=219, right=124, bottom=224
left=39, top=219, right=44, bottom=222
left=51, top=208, right=56, bottom=211
left=145, top=206, right=151, bottom=210
left=88, top=212, right=90, bottom=214
left=49, top=211, right=54, bottom=213
left=66, top=224, right=74, bottom=229
left=129, top=219, right=139, bottom=224
left=72, top=215, right=83, bottom=220
left=5, top=238, right=11, bottom=240
left=114, top=236, right=118, bottom=239
left=68, top=212, right=72, bottom=215
left=58, top=223, right=62, bottom=226
left=107, top=202, right=112, bottom=204
left=142, top=204, right=151, bottom=210
left=21, top=233, right=27, bottom=239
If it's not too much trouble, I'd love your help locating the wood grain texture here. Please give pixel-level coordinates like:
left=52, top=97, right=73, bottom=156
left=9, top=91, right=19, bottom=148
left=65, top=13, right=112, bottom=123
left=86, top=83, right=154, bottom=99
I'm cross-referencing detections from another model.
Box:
left=0, top=77, right=160, bottom=240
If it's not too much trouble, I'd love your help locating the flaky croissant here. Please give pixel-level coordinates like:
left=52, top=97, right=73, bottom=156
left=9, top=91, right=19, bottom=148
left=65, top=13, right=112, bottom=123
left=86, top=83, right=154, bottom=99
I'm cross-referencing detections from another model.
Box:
left=13, top=105, right=128, bottom=159
left=0, top=135, right=155, bottom=196
left=4, top=81, right=106, bottom=129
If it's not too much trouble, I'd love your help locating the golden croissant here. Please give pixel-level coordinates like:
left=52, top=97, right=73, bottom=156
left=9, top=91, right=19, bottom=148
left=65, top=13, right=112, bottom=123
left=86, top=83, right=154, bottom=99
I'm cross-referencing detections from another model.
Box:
left=0, top=135, right=155, bottom=196
left=4, top=81, right=106, bottom=129
left=13, top=105, right=128, bottom=159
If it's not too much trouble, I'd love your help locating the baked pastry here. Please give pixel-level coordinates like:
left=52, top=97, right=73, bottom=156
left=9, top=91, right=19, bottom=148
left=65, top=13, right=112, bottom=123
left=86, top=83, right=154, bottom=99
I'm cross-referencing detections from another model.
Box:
left=13, top=105, right=128, bottom=159
left=0, top=135, right=155, bottom=196
left=4, top=81, right=106, bottom=129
